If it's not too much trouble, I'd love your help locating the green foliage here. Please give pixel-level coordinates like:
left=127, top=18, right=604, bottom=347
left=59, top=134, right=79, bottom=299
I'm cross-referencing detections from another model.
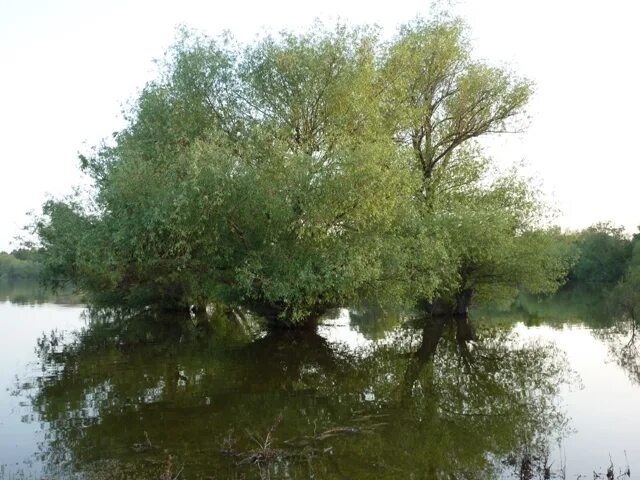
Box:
left=567, top=223, right=632, bottom=289
left=610, top=231, right=640, bottom=320
left=0, top=250, right=41, bottom=281
left=36, top=24, right=422, bottom=324
left=34, top=17, right=572, bottom=325
left=378, top=17, right=571, bottom=312
left=429, top=164, right=577, bottom=309
left=381, top=17, right=532, bottom=191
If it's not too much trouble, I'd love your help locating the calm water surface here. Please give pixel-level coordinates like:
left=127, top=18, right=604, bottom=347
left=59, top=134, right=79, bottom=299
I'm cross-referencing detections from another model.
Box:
left=0, top=289, right=638, bottom=479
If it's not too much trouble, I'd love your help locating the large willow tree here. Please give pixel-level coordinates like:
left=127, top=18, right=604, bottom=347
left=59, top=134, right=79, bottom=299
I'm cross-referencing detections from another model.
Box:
left=38, top=26, right=428, bottom=325
left=36, top=18, right=572, bottom=326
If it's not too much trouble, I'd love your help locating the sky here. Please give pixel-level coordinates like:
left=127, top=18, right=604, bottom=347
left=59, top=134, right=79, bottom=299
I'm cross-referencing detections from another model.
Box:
left=1, top=0, right=639, bottom=251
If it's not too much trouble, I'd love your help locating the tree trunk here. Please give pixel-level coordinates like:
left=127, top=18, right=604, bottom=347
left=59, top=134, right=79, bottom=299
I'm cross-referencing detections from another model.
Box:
left=190, top=303, right=208, bottom=315
left=419, top=297, right=454, bottom=316
left=455, top=315, right=476, bottom=343
left=454, top=288, right=474, bottom=316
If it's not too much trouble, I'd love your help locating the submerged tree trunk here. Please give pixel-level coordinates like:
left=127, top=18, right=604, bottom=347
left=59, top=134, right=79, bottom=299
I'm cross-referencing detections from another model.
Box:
left=419, top=298, right=454, bottom=316
left=420, top=282, right=475, bottom=317
left=454, top=288, right=474, bottom=317
left=454, top=314, right=476, bottom=343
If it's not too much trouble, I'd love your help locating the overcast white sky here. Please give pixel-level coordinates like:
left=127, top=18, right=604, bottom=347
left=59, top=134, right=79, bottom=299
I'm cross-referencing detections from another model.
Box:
left=1, top=0, right=638, bottom=251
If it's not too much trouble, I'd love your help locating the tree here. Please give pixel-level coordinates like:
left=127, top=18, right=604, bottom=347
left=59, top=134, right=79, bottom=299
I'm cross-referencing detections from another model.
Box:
left=426, top=158, right=576, bottom=314
left=35, top=17, right=568, bottom=325
left=610, top=230, right=640, bottom=321
left=377, top=17, right=573, bottom=313
left=381, top=17, right=532, bottom=199
left=36, top=25, right=423, bottom=326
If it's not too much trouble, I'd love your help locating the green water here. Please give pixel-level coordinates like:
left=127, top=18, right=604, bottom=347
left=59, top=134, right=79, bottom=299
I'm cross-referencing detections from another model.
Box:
left=1, top=287, right=638, bottom=479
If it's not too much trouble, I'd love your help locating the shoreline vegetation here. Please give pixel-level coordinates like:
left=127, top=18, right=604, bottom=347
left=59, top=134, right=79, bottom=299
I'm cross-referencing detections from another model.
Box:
left=10, top=220, right=638, bottom=325
left=0, top=249, right=42, bottom=282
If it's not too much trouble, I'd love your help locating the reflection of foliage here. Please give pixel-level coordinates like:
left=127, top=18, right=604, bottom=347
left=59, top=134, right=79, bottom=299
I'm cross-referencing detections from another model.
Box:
left=474, top=227, right=640, bottom=333
left=18, top=310, right=573, bottom=479
left=472, top=289, right=624, bottom=331
left=517, top=292, right=615, bottom=328
left=597, top=318, right=640, bottom=387
left=0, top=279, right=81, bottom=305
left=615, top=334, right=640, bottom=387
left=347, top=317, right=574, bottom=478
left=541, top=227, right=640, bottom=339
left=348, top=307, right=404, bottom=340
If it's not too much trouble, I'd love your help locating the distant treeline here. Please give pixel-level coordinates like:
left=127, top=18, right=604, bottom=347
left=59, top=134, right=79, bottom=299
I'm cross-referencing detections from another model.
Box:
left=564, top=223, right=638, bottom=290
left=562, top=223, right=640, bottom=319
left=0, top=249, right=42, bottom=281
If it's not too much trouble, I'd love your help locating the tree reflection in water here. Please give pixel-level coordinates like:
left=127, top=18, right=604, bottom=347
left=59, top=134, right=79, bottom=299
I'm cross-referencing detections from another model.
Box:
left=598, top=314, right=640, bottom=388
left=18, top=308, right=574, bottom=479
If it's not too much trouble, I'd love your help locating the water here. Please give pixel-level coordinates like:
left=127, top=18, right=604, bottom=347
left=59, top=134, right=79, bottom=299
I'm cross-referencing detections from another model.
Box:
left=0, top=288, right=638, bottom=479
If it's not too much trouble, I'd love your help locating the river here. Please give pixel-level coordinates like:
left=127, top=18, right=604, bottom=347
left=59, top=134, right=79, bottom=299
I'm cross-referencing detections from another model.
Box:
left=0, top=285, right=638, bottom=479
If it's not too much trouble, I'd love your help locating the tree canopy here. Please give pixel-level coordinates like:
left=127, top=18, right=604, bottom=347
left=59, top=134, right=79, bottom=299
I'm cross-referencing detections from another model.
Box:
left=35, top=18, right=574, bottom=326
